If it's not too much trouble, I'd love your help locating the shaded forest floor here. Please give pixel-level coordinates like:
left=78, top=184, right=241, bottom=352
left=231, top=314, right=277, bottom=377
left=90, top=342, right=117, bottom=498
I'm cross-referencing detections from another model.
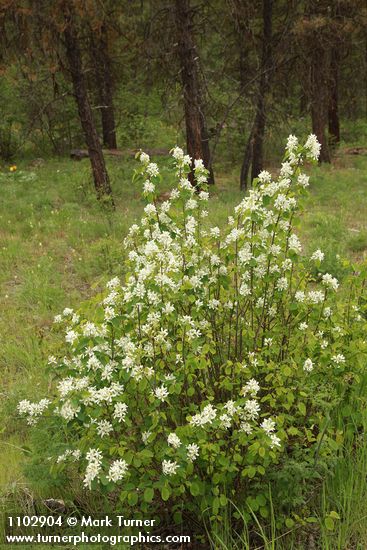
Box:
left=0, top=146, right=367, bottom=548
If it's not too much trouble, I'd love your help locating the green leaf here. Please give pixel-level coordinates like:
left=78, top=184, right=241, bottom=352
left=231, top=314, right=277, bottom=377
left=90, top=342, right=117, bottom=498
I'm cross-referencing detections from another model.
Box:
left=248, top=466, right=256, bottom=478
left=161, top=486, right=171, bottom=501
left=305, top=517, right=318, bottom=523
left=282, top=365, right=292, bottom=376
left=325, top=517, right=334, bottom=531
left=329, top=511, right=340, bottom=520
left=220, top=494, right=227, bottom=507
left=143, top=487, right=154, bottom=503
left=190, top=482, right=201, bottom=497
left=298, top=402, right=306, bottom=416
left=260, top=506, right=269, bottom=519
left=258, top=447, right=266, bottom=458
left=128, top=492, right=138, bottom=506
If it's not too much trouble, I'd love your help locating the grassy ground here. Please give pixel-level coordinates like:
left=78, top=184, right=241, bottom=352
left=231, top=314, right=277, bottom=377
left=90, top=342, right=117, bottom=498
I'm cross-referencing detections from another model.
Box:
left=0, top=146, right=366, bottom=548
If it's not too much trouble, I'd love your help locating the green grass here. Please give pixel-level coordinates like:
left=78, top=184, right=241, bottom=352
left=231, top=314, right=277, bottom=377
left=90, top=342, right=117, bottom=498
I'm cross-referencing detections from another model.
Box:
left=0, top=147, right=367, bottom=548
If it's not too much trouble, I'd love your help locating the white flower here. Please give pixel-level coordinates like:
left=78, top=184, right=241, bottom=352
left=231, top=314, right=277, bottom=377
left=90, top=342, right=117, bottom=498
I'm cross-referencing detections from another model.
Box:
left=331, top=354, right=345, bottom=365
left=186, top=199, right=198, bottom=210
left=288, top=234, right=302, bottom=253
left=194, top=159, right=204, bottom=170
left=154, top=385, right=169, bottom=401
left=261, top=418, right=276, bottom=435
left=143, top=180, right=155, bottom=194
left=113, top=402, right=128, bottom=422
left=84, top=448, right=102, bottom=489
left=270, top=434, right=281, bottom=449
left=59, top=400, right=80, bottom=421
left=297, top=173, right=309, bottom=187
left=167, top=433, right=181, bottom=449
left=274, top=194, right=296, bottom=212
left=286, top=134, right=298, bottom=152
left=276, top=277, right=288, bottom=291
left=241, top=379, right=260, bottom=397
left=142, top=431, right=152, bottom=444
left=322, top=273, right=339, bottom=291
left=220, top=413, right=232, bottom=429
left=17, top=398, right=50, bottom=425
left=299, top=322, right=308, bottom=331
left=144, top=203, right=157, bottom=217
left=190, top=404, right=217, bottom=427
left=139, top=151, right=150, bottom=164
left=170, top=188, right=180, bottom=200
left=171, top=146, right=184, bottom=160
left=183, top=154, right=192, bottom=166
left=244, top=399, right=260, bottom=420
left=106, top=277, right=120, bottom=289
left=311, top=249, right=324, bottom=262
left=308, top=290, right=325, bottom=304
left=96, top=420, right=113, bottom=438
left=107, top=459, right=128, bottom=482
left=239, top=422, right=253, bottom=434
left=280, top=161, right=293, bottom=177
left=323, top=307, right=332, bottom=318
left=57, top=449, right=81, bottom=463
left=146, top=163, right=159, bottom=177
left=58, top=376, right=89, bottom=397
left=258, top=170, right=272, bottom=183
left=305, top=134, right=321, bottom=160
left=303, top=358, right=314, bottom=372
left=295, top=290, right=306, bottom=302
left=162, top=459, right=179, bottom=476
left=186, top=443, right=199, bottom=462
left=65, top=330, right=78, bottom=345
left=82, top=322, right=100, bottom=337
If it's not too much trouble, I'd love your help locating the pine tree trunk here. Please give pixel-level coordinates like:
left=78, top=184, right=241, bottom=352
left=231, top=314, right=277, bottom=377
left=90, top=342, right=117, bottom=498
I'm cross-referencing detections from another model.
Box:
left=310, top=46, right=331, bottom=163
left=94, top=24, right=117, bottom=150
left=240, top=124, right=254, bottom=191
left=240, top=0, right=273, bottom=190
left=63, top=13, right=113, bottom=201
left=174, top=0, right=214, bottom=185
left=328, top=46, right=340, bottom=147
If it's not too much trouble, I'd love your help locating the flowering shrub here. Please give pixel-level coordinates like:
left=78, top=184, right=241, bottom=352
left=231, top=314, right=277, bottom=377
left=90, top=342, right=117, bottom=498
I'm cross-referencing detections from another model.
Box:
left=18, top=136, right=367, bottom=523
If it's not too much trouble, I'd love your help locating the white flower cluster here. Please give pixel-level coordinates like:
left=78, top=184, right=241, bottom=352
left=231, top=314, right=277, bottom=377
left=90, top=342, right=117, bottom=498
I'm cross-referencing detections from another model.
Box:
left=107, top=459, right=128, bottom=482
left=57, top=448, right=81, bottom=463
left=83, top=449, right=102, bottom=489
left=17, top=399, right=50, bottom=425
left=162, top=459, right=179, bottom=476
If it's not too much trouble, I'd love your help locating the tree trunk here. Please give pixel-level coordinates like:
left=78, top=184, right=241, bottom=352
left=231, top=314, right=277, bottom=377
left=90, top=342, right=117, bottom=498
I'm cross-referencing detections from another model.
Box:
left=63, top=10, right=113, bottom=201
left=240, top=0, right=273, bottom=190
left=92, top=24, right=117, bottom=150
left=310, top=46, right=331, bottom=163
left=174, top=0, right=214, bottom=186
left=231, top=0, right=251, bottom=93
left=240, top=123, right=254, bottom=190
left=328, top=46, right=340, bottom=147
